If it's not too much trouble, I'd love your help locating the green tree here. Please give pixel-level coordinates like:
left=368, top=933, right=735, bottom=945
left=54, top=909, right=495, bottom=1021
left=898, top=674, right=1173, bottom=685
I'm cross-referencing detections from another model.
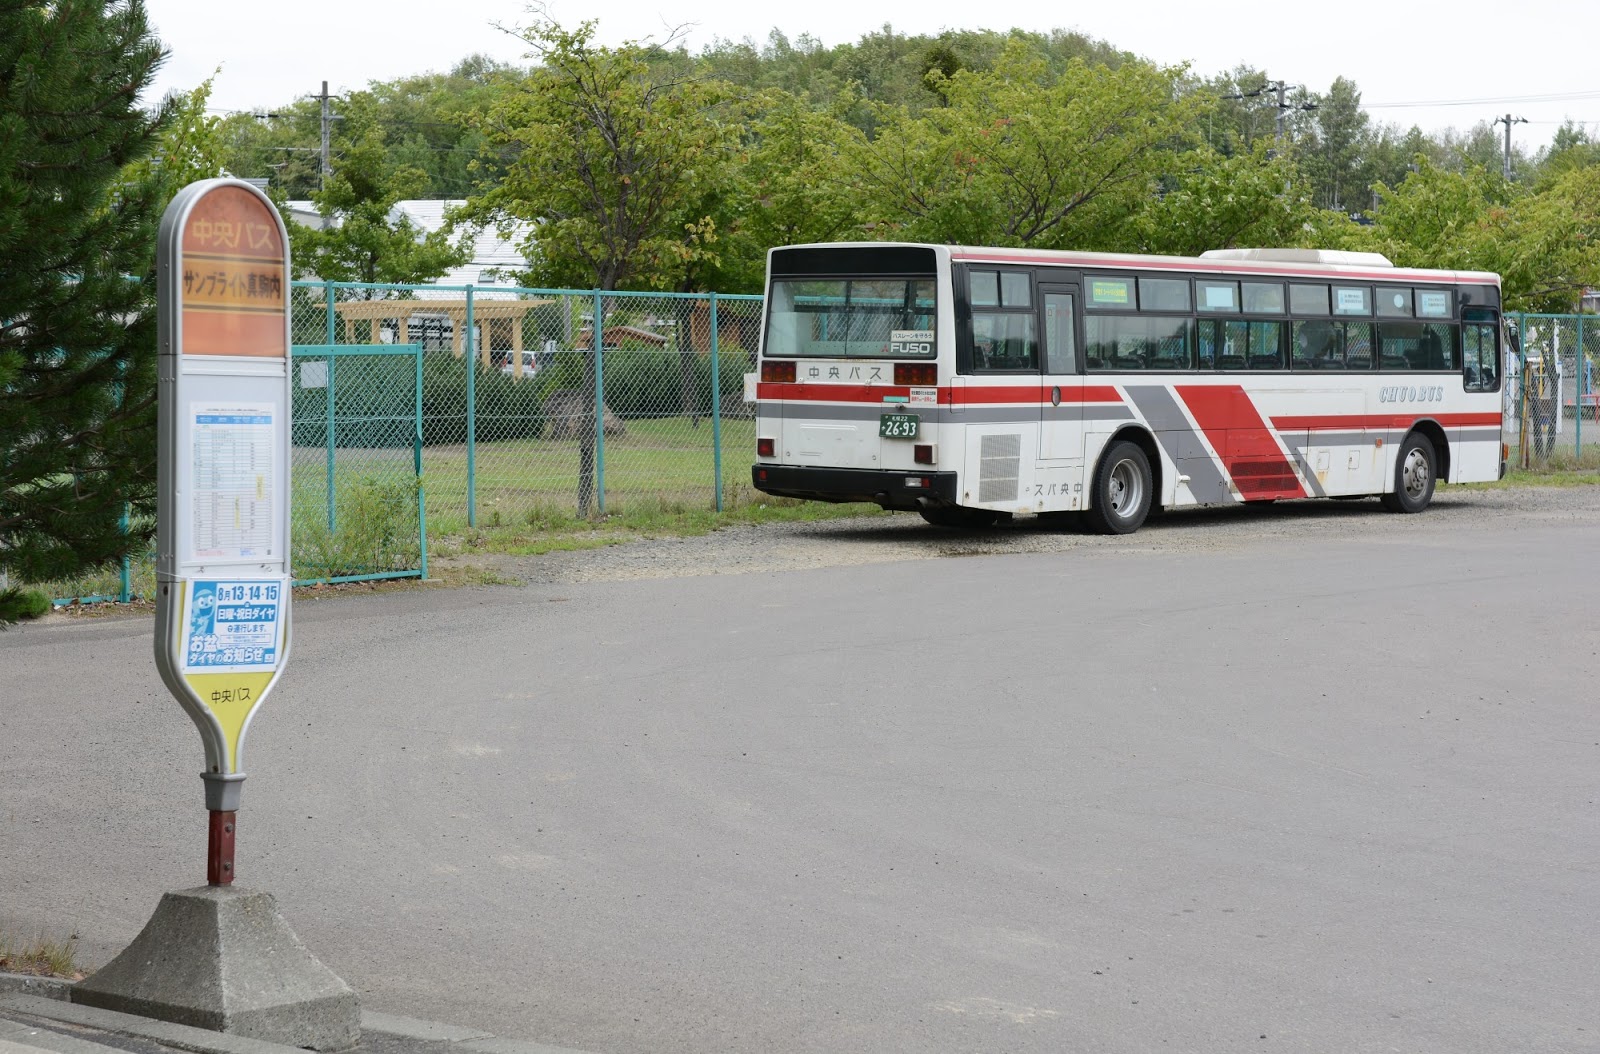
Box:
left=1132, top=142, right=1314, bottom=256
left=466, top=16, right=740, bottom=292
left=1359, top=158, right=1600, bottom=311
left=712, top=89, right=866, bottom=291
left=1298, top=77, right=1373, bottom=211
left=124, top=75, right=227, bottom=204
left=215, top=98, right=324, bottom=198
left=288, top=94, right=469, bottom=292
left=1, top=0, right=174, bottom=589
left=1531, top=119, right=1600, bottom=189
left=851, top=46, right=1203, bottom=249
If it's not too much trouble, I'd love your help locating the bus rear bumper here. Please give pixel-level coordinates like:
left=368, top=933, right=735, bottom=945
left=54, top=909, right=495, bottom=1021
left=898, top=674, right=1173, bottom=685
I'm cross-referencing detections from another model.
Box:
left=751, top=464, right=959, bottom=510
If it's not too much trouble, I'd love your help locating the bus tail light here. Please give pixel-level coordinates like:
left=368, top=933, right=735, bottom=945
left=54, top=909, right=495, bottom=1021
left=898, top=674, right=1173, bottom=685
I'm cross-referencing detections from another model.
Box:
left=757, top=437, right=775, bottom=458
left=760, top=360, right=796, bottom=383
left=914, top=443, right=935, bottom=464
left=894, top=362, right=937, bottom=386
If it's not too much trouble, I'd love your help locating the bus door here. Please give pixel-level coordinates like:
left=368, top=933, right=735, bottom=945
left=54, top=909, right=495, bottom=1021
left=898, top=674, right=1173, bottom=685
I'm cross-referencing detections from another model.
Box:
left=1038, top=286, right=1084, bottom=462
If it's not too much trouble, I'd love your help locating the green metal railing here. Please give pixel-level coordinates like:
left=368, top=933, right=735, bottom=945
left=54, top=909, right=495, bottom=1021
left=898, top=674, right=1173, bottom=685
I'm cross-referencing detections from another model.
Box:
left=289, top=339, right=427, bottom=586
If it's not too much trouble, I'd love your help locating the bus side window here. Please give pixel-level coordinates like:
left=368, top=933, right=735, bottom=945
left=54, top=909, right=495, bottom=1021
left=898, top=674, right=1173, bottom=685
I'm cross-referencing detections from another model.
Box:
left=1464, top=323, right=1498, bottom=391
left=1292, top=320, right=1337, bottom=369
left=972, top=312, right=1037, bottom=371
left=1344, top=323, right=1373, bottom=370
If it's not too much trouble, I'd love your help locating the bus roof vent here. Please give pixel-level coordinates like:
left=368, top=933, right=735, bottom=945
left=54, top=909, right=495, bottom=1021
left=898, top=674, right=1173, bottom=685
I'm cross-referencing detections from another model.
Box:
left=1200, top=248, right=1394, bottom=268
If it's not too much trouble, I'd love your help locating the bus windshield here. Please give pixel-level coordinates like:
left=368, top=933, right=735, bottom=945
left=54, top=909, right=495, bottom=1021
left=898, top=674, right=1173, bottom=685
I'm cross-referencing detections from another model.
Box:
left=765, top=277, right=936, bottom=358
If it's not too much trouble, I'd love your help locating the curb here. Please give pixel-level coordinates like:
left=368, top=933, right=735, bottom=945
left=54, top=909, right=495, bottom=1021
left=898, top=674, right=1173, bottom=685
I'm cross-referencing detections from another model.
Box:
left=0, top=980, right=68, bottom=1004
left=0, top=993, right=596, bottom=1054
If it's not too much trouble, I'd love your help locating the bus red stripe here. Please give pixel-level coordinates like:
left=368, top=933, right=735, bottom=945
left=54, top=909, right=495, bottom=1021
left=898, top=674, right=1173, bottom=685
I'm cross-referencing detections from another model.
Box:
left=950, top=385, right=1124, bottom=406
left=1176, top=385, right=1306, bottom=500
left=756, top=382, right=912, bottom=403
left=755, top=383, right=1126, bottom=405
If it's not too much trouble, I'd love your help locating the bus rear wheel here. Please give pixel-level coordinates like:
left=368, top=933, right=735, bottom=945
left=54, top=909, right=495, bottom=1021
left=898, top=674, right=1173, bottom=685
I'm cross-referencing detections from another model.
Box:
left=919, top=505, right=1002, bottom=529
left=1381, top=432, right=1437, bottom=513
left=1086, top=441, right=1153, bottom=535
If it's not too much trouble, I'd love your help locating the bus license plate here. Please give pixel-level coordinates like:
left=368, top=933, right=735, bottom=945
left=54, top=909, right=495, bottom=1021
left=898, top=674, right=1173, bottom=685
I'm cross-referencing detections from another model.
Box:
left=880, top=413, right=919, bottom=439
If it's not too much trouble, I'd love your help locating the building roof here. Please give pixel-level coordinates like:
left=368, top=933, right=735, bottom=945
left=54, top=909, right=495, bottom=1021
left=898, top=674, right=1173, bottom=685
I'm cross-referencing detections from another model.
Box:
left=285, top=199, right=536, bottom=298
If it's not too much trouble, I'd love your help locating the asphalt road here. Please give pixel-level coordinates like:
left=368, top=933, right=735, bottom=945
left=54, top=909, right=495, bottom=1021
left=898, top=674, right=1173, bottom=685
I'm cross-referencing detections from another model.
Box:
left=3, top=488, right=1598, bottom=1054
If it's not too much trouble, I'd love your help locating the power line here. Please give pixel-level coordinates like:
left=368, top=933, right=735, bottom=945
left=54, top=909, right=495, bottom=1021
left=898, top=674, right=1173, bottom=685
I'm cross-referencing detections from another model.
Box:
left=1367, top=89, right=1600, bottom=109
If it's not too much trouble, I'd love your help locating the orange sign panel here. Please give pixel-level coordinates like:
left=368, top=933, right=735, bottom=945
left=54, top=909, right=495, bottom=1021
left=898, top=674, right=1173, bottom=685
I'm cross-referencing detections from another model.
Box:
left=180, top=186, right=287, bottom=357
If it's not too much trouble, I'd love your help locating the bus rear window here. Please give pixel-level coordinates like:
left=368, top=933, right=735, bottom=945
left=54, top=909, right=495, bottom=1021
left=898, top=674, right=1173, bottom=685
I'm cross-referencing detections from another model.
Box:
left=764, top=278, right=937, bottom=358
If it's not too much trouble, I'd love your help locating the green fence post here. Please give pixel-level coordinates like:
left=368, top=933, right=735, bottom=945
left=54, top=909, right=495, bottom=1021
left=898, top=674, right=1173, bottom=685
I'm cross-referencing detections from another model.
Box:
left=594, top=288, right=606, bottom=515
left=466, top=285, right=477, bottom=528
left=710, top=292, right=723, bottom=512
left=1518, top=313, right=1530, bottom=469
left=415, top=342, right=428, bottom=580
left=119, top=504, right=131, bottom=602
left=1576, top=313, right=1584, bottom=457
left=324, top=281, right=337, bottom=534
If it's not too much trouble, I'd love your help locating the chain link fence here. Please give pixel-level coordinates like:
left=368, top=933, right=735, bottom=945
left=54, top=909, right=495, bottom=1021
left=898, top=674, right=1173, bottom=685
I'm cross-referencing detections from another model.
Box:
left=294, top=281, right=762, bottom=536
left=38, top=280, right=761, bottom=606
left=289, top=340, right=427, bottom=584
left=1507, top=313, right=1599, bottom=470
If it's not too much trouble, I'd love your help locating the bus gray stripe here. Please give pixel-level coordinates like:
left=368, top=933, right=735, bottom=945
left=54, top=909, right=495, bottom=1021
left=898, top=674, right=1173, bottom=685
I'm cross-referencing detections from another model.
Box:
left=1280, top=442, right=1327, bottom=498
left=1122, top=386, right=1230, bottom=502
left=1296, top=431, right=1368, bottom=448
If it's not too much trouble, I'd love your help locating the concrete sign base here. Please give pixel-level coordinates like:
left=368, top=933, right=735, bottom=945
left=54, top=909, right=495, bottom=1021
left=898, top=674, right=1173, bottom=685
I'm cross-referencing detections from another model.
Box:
left=71, top=886, right=359, bottom=1051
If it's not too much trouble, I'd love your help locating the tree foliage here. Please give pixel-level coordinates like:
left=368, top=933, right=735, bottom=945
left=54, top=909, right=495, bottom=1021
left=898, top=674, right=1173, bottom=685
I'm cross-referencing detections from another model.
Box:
left=0, top=0, right=173, bottom=582
left=852, top=47, right=1203, bottom=249
left=1133, top=143, right=1315, bottom=256
left=287, top=94, right=469, bottom=291
left=180, top=17, right=1600, bottom=303
left=465, top=17, right=739, bottom=291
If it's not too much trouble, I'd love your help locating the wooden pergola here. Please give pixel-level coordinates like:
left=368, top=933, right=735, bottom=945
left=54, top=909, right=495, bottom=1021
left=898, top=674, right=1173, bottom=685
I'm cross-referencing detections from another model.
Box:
left=322, top=298, right=554, bottom=377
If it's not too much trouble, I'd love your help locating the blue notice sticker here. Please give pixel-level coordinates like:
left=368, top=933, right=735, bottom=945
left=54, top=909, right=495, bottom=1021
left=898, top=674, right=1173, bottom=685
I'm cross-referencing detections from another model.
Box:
left=182, top=579, right=284, bottom=672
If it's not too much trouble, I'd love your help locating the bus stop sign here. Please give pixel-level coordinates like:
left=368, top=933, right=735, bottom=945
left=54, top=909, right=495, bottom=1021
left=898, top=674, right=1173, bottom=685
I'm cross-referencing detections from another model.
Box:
left=153, top=179, right=293, bottom=828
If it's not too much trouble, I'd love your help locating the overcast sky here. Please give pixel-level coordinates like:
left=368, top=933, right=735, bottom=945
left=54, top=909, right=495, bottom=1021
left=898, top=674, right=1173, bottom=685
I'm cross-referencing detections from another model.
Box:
left=141, top=0, right=1596, bottom=155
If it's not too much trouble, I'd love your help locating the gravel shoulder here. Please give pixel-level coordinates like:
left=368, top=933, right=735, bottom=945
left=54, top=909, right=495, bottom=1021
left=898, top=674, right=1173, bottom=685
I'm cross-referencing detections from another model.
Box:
left=446, top=482, right=1600, bottom=585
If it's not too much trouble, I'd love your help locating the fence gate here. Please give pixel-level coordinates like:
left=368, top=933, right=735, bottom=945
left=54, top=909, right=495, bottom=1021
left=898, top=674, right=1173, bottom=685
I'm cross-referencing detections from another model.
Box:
left=289, top=343, right=427, bottom=585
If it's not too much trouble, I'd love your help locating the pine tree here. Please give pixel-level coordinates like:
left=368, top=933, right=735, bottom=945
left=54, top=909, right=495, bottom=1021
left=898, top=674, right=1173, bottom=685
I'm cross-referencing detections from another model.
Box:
left=0, top=0, right=173, bottom=585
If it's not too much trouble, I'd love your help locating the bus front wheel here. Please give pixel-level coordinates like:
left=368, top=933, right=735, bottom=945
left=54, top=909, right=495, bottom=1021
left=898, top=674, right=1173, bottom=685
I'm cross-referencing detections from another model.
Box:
left=1381, top=432, right=1437, bottom=514
left=1086, top=441, right=1153, bottom=535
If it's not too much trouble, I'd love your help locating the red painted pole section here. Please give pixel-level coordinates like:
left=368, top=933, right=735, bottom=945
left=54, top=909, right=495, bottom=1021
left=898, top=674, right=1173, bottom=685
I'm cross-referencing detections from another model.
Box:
left=207, top=810, right=236, bottom=885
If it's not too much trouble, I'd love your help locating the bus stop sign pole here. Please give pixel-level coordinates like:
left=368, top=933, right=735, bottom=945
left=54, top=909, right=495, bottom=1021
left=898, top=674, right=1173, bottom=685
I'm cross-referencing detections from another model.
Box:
left=149, top=179, right=295, bottom=880
left=72, top=180, right=359, bottom=1049
left=154, top=180, right=293, bottom=855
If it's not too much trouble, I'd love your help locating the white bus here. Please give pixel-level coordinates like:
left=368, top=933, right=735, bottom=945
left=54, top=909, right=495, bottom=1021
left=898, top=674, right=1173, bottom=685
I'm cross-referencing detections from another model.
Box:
left=750, top=243, right=1506, bottom=533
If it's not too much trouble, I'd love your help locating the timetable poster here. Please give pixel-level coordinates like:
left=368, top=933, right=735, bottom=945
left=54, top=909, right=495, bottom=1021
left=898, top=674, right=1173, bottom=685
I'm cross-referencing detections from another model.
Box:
left=191, top=404, right=277, bottom=561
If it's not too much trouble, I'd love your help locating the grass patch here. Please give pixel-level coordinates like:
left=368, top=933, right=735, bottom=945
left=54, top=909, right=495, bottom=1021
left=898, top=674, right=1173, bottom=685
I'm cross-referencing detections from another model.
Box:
left=1499, top=469, right=1600, bottom=487
left=0, top=930, right=85, bottom=980
left=432, top=493, right=886, bottom=563
left=0, top=587, right=52, bottom=626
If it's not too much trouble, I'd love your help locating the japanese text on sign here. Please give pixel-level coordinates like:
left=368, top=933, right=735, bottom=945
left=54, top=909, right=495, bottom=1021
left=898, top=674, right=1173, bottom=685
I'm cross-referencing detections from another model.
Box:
left=181, top=579, right=284, bottom=672
left=182, top=263, right=284, bottom=311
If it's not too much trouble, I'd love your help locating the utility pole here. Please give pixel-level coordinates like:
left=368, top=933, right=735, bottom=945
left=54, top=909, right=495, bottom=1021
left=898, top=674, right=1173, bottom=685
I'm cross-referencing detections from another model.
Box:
left=319, top=81, right=332, bottom=192
left=1493, top=114, right=1528, bottom=180
left=1222, top=77, right=1314, bottom=156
